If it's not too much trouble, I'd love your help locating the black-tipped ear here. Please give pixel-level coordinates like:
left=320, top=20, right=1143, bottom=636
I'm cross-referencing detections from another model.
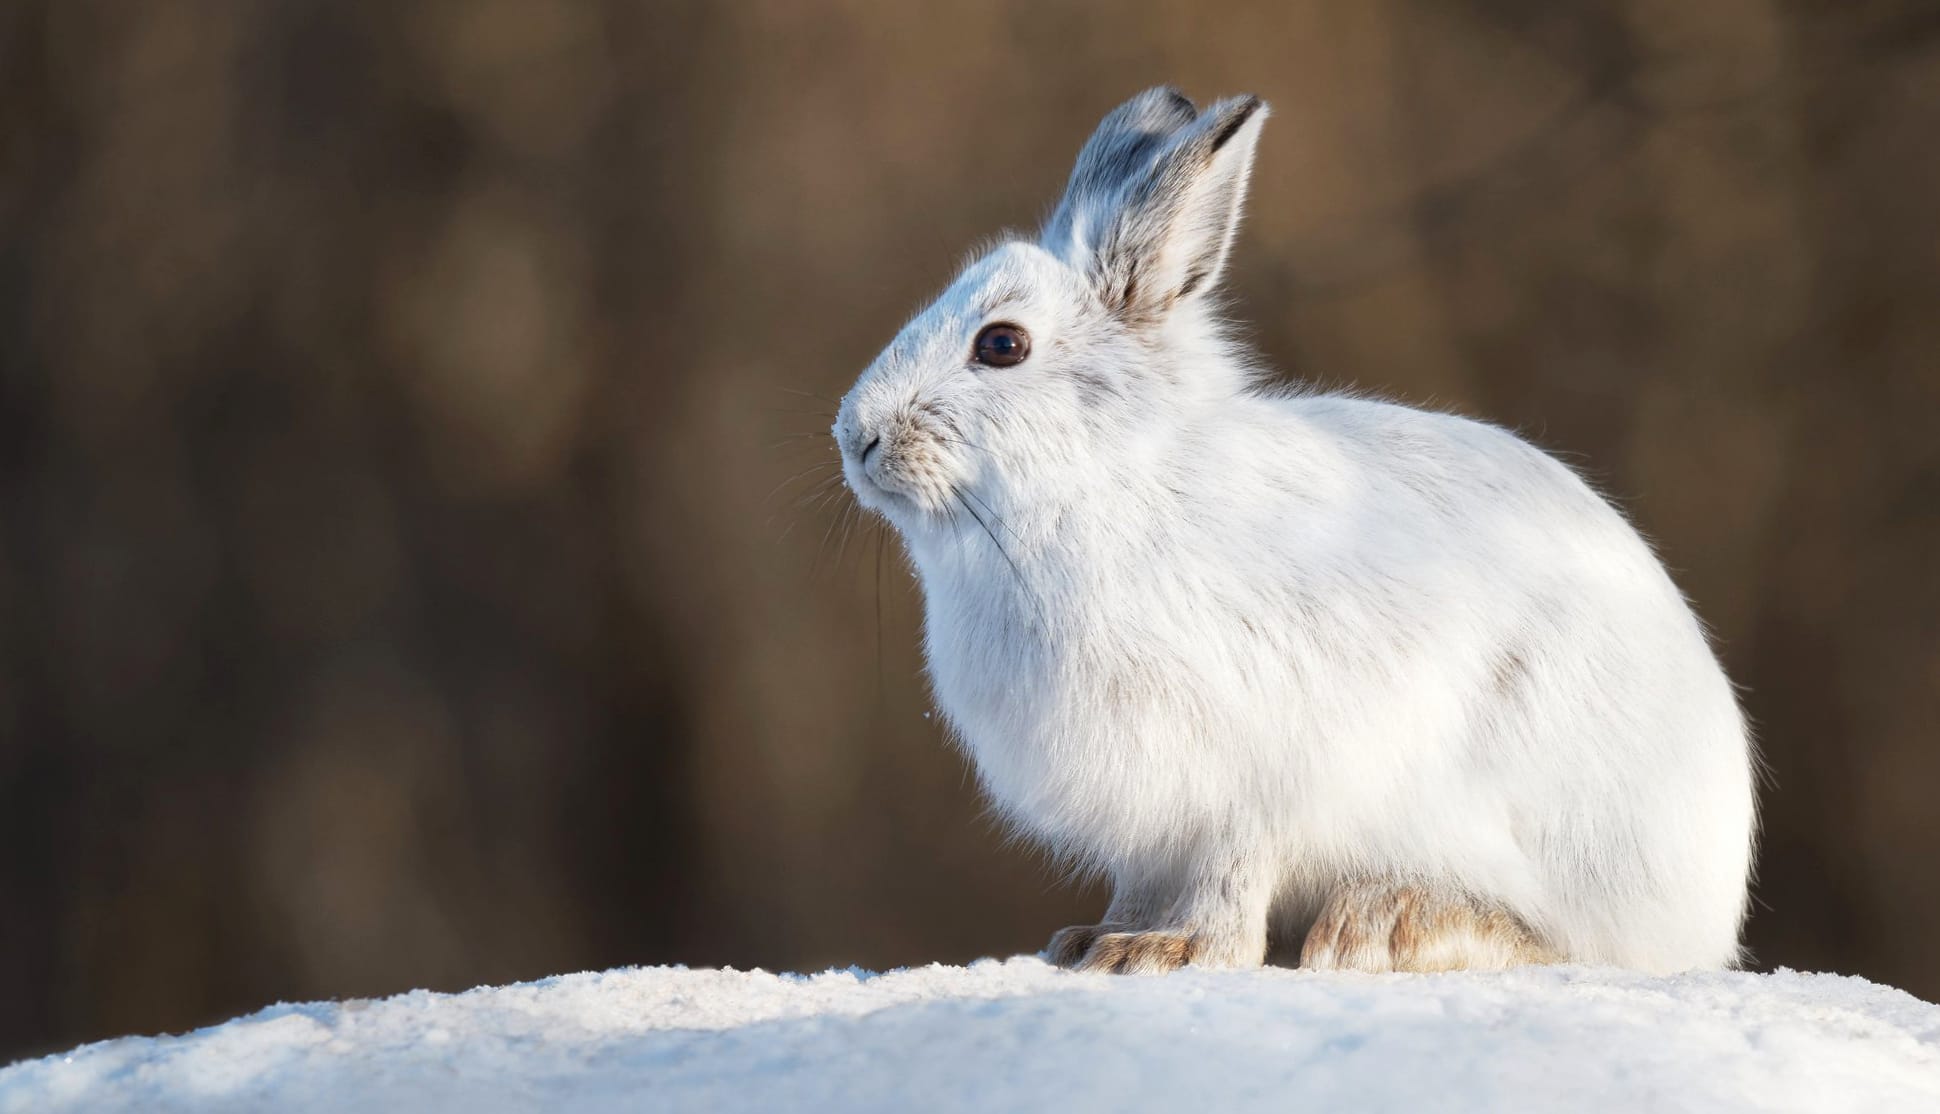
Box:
left=1041, top=88, right=1200, bottom=260
left=1064, top=94, right=1268, bottom=320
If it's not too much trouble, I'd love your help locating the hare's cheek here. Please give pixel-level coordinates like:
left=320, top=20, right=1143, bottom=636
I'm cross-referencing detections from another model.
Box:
left=867, top=432, right=923, bottom=489
left=885, top=444, right=941, bottom=497
left=896, top=443, right=977, bottom=518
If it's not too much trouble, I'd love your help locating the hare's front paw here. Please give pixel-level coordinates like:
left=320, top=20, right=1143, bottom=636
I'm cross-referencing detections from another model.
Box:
left=1300, top=882, right=1558, bottom=973
left=1072, top=930, right=1197, bottom=974
left=1046, top=924, right=1112, bottom=968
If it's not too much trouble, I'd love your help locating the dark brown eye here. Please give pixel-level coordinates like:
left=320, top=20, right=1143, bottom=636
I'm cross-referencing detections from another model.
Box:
left=973, top=323, right=1030, bottom=367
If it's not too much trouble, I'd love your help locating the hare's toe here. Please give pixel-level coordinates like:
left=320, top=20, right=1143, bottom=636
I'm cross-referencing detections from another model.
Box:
left=1301, top=882, right=1558, bottom=973
left=1046, top=924, right=1106, bottom=968
left=1075, top=931, right=1196, bottom=974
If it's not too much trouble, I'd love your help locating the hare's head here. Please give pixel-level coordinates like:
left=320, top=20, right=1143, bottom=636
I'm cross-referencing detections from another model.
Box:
left=836, top=88, right=1268, bottom=535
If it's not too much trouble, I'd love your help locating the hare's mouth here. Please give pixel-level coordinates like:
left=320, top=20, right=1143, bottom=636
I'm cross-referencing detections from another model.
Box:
left=844, top=432, right=966, bottom=521
left=841, top=456, right=924, bottom=521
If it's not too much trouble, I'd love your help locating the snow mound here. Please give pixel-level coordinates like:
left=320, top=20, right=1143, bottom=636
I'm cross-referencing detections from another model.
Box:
left=4, top=959, right=1938, bottom=1113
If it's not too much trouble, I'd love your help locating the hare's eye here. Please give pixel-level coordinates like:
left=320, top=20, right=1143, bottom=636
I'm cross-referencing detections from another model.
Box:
left=973, top=323, right=1030, bottom=368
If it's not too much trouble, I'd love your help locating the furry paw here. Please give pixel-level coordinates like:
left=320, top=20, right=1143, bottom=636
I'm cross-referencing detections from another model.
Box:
left=1300, top=883, right=1558, bottom=973
left=1074, top=931, right=1197, bottom=974
left=1046, top=924, right=1109, bottom=968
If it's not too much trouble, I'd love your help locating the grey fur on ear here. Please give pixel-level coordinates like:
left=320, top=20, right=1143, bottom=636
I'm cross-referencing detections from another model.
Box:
left=1041, top=88, right=1200, bottom=262
left=1049, top=92, right=1269, bottom=320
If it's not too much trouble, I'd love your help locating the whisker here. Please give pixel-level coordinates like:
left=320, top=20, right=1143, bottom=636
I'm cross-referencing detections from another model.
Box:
left=811, top=498, right=852, bottom=577
left=952, top=488, right=1044, bottom=629
left=777, top=386, right=842, bottom=406
left=958, top=484, right=1031, bottom=553
left=772, top=475, right=844, bottom=543
left=835, top=501, right=861, bottom=574
left=798, top=475, right=848, bottom=512
left=873, top=524, right=887, bottom=705
left=765, top=459, right=842, bottom=504
left=841, top=504, right=870, bottom=580
left=767, top=481, right=843, bottom=536
left=933, top=435, right=997, bottom=457
left=765, top=431, right=838, bottom=449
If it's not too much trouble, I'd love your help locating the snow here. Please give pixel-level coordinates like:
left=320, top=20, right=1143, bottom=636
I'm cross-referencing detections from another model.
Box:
left=4, top=959, right=1938, bottom=1113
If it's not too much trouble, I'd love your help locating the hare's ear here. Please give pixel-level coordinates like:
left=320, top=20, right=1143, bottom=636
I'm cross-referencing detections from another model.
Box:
left=1049, top=94, right=1268, bottom=321
left=1042, top=87, right=1200, bottom=258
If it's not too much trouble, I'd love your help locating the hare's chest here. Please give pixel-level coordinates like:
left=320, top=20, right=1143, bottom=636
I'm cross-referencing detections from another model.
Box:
left=926, top=591, right=1209, bottom=795
left=921, top=550, right=1225, bottom=741
left=921, top=585, right=1055, bottom=748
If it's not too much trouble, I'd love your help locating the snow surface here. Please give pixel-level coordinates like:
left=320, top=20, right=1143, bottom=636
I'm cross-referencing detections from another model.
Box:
left=4, top=959, right=1938, bottom=1113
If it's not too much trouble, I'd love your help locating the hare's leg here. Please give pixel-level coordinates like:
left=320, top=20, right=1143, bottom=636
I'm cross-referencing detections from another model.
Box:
left=1046, top=867, right=1178, bottom=967
left=1055, top=869, right=1171, bottom=974
left=1300, top=881, right=1559, bottom=972
left=1075, top=855, right=1273, bottom=974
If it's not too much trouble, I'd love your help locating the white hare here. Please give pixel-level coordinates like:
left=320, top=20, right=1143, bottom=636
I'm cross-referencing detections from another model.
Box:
left=833, top=88, right=1757, bottom=974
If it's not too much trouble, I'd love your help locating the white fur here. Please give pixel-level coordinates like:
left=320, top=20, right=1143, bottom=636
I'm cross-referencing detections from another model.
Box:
left=833, top=89, right=1756, bottom=973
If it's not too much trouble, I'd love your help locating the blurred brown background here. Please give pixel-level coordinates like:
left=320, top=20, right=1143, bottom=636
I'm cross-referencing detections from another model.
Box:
left=2, top=0, right=1937, bottom=1061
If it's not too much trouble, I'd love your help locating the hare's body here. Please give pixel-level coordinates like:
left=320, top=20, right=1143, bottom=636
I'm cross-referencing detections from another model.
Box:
left=914, top=390, right=1751, bottom=971
left=836, top=89, right=1756, bottom=973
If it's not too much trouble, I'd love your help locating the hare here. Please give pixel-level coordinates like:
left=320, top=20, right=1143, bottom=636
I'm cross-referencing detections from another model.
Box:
left=833, top=88, right=1756, bottom=974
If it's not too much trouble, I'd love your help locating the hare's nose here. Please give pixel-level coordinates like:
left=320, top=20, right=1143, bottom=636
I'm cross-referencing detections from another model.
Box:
left=832, top=410, right=873, bottom=463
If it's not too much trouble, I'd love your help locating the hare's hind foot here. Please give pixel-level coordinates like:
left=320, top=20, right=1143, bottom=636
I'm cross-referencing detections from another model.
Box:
left=1300, top=881, right=1559, bottom=973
